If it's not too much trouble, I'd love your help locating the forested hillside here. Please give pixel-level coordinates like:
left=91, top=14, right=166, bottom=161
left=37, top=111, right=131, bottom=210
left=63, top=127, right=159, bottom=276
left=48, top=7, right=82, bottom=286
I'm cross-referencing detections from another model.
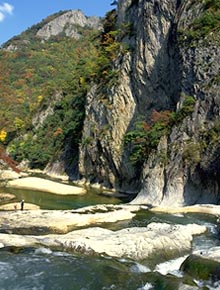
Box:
left=0, top=8, right=120, bottom=170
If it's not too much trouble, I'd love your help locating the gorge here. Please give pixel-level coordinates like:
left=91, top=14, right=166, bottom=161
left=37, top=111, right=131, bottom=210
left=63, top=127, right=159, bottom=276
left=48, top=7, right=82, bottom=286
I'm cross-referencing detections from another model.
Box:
left=0, top=0, right=220, bottom=289
left=1, top=0, right=220, bottom=207
left=78, top=0, right=220, bottom=206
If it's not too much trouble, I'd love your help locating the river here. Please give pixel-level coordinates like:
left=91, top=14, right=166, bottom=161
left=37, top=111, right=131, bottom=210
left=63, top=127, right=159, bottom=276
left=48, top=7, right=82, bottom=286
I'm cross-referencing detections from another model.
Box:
left=0, top=185, right=220, bottom=289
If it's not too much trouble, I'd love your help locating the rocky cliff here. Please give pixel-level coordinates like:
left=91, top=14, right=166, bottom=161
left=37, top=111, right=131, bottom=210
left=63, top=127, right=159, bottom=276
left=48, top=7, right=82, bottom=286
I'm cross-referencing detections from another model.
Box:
left=3, top=1, right=220, bottom=207
left=78, top=0, right=220, bottom=206
left=3, top=9, right=102, bottom=50
left=36, top=10, right=102, bottom=40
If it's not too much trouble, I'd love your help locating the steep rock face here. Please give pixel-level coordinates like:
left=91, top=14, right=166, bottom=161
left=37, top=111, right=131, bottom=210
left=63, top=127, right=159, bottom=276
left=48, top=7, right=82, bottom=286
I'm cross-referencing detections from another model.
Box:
left=132, top=1, right=220, bottom=206
left=117, top=0, right=181, bottom=114
left=79, top=0, right=182, bottom=193
left=79, top=0, right=220, bottom=205
left=79, top=55, right=137, bottom=191
left=37, top=10, right=102, bottom=40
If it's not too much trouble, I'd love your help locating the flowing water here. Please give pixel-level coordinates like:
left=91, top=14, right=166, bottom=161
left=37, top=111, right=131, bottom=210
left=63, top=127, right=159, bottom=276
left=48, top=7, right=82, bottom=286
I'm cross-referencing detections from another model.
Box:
left=0, top=183, right=220, bottom=289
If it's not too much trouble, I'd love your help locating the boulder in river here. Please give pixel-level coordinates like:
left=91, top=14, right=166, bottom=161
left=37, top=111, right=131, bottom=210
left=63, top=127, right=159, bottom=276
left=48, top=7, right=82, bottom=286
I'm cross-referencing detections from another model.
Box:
left=193, top=246, right=220, bottom=263
left=180, top=254, right=220, bottom=287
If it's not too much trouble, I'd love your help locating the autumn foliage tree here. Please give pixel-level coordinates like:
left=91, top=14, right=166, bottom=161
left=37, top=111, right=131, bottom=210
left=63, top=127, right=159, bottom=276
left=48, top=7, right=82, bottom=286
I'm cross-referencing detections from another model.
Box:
left=0, top=145, right=20, bottom=173
left=124, top=110, right=173, bottom=165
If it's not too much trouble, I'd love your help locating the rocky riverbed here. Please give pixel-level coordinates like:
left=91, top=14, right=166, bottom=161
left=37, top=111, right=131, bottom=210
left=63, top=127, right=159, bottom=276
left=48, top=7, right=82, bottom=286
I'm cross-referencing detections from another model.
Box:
left=1, top=170, right=220, bottom=288
left=0, top=222, right=206, bottom=261
left=0, top=204, right=140, bottom=234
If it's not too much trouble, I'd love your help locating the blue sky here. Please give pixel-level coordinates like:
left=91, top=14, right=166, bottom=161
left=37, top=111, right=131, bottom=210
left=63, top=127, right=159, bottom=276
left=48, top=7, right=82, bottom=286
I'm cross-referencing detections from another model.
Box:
left=0, top=0, right=114, bottom=45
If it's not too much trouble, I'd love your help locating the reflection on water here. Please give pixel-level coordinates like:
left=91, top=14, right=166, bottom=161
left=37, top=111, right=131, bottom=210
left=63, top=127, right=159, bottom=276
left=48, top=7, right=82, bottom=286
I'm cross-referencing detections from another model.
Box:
left=0, top=186, right=122, bottom=210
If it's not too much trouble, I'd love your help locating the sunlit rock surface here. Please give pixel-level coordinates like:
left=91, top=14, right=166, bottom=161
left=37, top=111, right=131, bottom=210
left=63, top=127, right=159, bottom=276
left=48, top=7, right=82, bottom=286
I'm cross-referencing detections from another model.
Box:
left=150, top=204, right=220, bottom=216
left=7, top=177, right=86, bottom=195
left=0, top=170, right=21, bottom=180
left=0, top=204, right=140, bottom=233
left=0, top=193, right=16, bottom=202
left=0, top=222, right=206, bottom=261
left=37, top=10, right=101, bottom=40
left=52, top=223, right=206, bottom=260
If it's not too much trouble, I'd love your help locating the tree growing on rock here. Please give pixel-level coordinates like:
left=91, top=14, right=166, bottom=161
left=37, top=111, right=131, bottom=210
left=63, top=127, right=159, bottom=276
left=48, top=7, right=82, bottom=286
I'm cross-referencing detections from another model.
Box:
left=0, top=145, right=20, bottom=173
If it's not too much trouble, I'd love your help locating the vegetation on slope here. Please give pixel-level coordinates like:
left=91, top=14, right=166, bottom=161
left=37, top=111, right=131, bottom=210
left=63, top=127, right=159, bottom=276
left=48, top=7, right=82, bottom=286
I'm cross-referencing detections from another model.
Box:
left=179, top=0, right=220, bottom=42
left=0, top=8, right=125, bottom=169
left=124, top=96, right=196, bottom=166
left=0, top=30, right=100, bottom=168
left=1, top=1, right=218, bottom=172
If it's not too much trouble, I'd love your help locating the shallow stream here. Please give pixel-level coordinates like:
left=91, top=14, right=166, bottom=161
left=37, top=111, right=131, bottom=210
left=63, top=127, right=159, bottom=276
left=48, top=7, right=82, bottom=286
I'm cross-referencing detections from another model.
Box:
left=0, top=183, right=220, bottom=289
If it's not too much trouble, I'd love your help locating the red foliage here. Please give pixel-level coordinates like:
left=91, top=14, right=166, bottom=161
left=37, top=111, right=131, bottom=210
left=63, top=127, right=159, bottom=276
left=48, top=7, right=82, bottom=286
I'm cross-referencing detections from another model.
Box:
left=151, top=110, right=171, bottom=125
left=0, top=146, right=20, bottom=173
left=142, top=121, right=151, bottom=131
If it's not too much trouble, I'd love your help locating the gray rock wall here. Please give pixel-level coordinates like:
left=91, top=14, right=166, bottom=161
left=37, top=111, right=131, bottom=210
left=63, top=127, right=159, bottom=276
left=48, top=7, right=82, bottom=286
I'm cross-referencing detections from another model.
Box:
left=132, top=1, right=220, bottom=206
left=37, top=10, right=101, bottom=40
left=79, top=0, right=181, bottom=193
left=79, top=55, right=138, bottom=191
left=79, top=0, right=220, bottom=206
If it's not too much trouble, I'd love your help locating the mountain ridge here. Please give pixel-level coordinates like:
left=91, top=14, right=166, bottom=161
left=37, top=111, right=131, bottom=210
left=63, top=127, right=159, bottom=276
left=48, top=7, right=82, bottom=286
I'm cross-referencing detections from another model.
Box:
left=2, top=9, right=102, bottom=49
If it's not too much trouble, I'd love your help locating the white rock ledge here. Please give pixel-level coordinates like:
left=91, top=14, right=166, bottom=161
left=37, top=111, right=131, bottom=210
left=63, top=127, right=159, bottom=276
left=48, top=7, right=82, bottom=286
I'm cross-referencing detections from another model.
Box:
left=150, top=204, right=220, bottom=216
left=7, top=177, right=86, bottom=195
left=0, top=223, right=207, bottom=261
left=0, top=204, right=140, bottom=233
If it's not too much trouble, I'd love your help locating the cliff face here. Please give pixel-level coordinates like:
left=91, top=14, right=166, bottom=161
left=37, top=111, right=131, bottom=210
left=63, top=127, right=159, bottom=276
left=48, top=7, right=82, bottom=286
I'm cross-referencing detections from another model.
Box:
left=4, top=1, right=219, bottom=206
left=78, top=0, right=220, bottom=205
left=79, top=0, right=181, bottom=193
left=37, top=10, right=102, bottom=40
left=79, top=55, right=137, bottom=192
left=133, top=0, right=220, bottom=206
